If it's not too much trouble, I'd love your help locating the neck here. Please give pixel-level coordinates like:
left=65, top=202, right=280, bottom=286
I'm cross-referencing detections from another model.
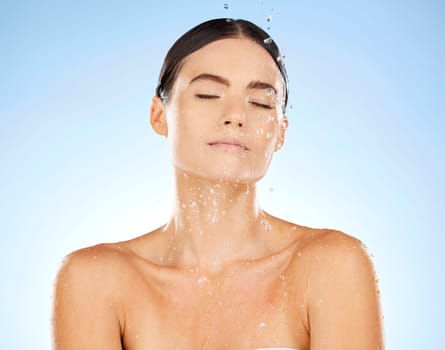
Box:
left=161, top=169, right=270, bottom=272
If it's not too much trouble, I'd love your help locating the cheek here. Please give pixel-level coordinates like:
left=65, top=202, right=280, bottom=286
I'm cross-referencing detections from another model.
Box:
left=251, top=114, right=280, bottom=147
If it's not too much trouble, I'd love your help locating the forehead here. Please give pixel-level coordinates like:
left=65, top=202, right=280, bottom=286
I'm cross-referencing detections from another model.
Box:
left=177, top=38, right=284, bottom=91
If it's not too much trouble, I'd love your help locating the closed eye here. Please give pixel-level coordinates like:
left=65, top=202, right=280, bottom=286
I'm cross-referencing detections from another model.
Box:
left=250, top=101, right=274, bottom=110
left=195, top=94, right=220, bottom=99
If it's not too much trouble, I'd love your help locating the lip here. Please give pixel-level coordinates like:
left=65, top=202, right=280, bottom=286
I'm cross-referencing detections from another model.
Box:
left=207, top=138, right=250, bottom=151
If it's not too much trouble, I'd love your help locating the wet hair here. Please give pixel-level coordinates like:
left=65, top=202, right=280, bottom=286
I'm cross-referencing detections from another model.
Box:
left=155, top=18, right=289, bottom=111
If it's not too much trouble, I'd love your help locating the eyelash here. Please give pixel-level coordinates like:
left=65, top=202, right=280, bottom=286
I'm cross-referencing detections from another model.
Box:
left=195, top=94, right=273, bottom=110
left=250, top=102, right=273, bottom=110
left=195, top=94, right=219, bottom=99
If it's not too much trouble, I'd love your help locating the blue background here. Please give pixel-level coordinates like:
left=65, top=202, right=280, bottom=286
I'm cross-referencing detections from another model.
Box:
left=1, top=0, right=443, bottom=348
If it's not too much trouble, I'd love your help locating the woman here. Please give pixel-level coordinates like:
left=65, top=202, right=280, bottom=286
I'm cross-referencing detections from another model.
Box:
left=52, top=18, right=384, bottom=350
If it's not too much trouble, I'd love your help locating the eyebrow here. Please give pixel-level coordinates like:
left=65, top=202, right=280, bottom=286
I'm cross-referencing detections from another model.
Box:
left=189, top=73, right=230, bottom=87
left=189, top=73, right=277, bottom=95
left=247, top=80, right=277, bottom=95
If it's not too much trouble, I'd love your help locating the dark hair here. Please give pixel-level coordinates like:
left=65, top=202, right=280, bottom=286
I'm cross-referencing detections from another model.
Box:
left=155, top=18, right=289, bottom=111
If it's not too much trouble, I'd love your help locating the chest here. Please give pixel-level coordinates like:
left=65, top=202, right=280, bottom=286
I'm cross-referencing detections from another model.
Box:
left=121, top=265, right=309, bottom=350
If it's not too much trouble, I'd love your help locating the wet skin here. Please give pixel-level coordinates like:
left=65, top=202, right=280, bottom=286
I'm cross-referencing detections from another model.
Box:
left=52, top=38, right=384, bottom=350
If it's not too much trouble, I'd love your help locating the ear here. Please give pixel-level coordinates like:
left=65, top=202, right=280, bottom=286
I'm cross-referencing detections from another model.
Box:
left=274, top=116, right=288, bottom=152
left=150, top=96, right=168, bottom=136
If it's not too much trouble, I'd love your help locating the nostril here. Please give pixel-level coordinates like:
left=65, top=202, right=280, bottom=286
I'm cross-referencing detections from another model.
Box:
left=223, top=120, right=243, bottom=127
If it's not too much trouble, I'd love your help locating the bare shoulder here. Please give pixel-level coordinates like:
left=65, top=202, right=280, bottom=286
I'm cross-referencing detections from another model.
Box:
left=295, top=227, right=384, bottom=349
left=295, top=227, right=378, bottom=287
left=56, top=242, right=132, bottom=284
left=294, top=226, right=371, bottom=264
left=52, top=243, right=133, bottom=349
left=53, top=242, right=133, bottom=319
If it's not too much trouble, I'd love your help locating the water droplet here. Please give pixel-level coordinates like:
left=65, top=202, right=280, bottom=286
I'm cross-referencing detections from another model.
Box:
left=269, top=187, right=274, bottom=192
left=291, top=225, right=297, bottom=231
left=190, top=201, right=197, bottom=208
left=258, top=321, right=267, bottom=329
left=261, top=219, right=271, bottom=231
left=263, top=37, right=273, bottom=44
left=266, top=15, right=272, bottom=22
left=297, top=252, right=302, bottom=257
left=181, top=203, right=186, bottom=209
left=277, top=54, right=286, bottom=63
left=197, top=276, right=209, bottom=283
left=223, top=3, right=229, bottom=9
left=266, top=132, right=272, bottom=139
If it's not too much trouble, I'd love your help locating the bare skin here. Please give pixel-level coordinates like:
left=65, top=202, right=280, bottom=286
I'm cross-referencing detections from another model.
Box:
left=52, top=38, right=384, bottom=350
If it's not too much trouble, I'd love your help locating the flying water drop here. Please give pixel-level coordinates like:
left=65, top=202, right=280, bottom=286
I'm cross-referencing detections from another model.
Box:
left=263, top=37, right=273, bottom=44
left=224, top=3, right=229, bottom=9
left=277, top=54, right=286, bottom=63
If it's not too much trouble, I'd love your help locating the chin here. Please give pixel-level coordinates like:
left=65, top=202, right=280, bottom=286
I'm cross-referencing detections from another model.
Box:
left=186, top=165, right=266, bottom=184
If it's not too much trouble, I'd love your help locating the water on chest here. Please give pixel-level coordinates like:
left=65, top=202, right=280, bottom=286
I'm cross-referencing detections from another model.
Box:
left=124, top=266, right=297, bottom=350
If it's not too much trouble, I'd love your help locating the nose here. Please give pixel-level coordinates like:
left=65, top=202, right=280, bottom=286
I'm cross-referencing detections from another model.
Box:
left=222, top=100, right=246, bottom=128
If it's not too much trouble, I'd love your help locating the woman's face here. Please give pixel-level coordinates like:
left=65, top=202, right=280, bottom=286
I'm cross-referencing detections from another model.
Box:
left=152, top=37, right=287, bottom=183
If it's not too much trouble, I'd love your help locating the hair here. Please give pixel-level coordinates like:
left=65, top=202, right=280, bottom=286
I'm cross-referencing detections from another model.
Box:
left=155, top=18, right=289, bottom=111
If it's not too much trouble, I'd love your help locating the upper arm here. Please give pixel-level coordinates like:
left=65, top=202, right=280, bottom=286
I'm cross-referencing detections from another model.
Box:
left=307, top=232, right=384, bottom=350
left=52, top=248, right=123, bottom=350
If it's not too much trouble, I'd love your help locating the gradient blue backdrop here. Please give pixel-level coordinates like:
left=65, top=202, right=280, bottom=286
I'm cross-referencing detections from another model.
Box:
left=1, top=0, right=443, bottom=348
